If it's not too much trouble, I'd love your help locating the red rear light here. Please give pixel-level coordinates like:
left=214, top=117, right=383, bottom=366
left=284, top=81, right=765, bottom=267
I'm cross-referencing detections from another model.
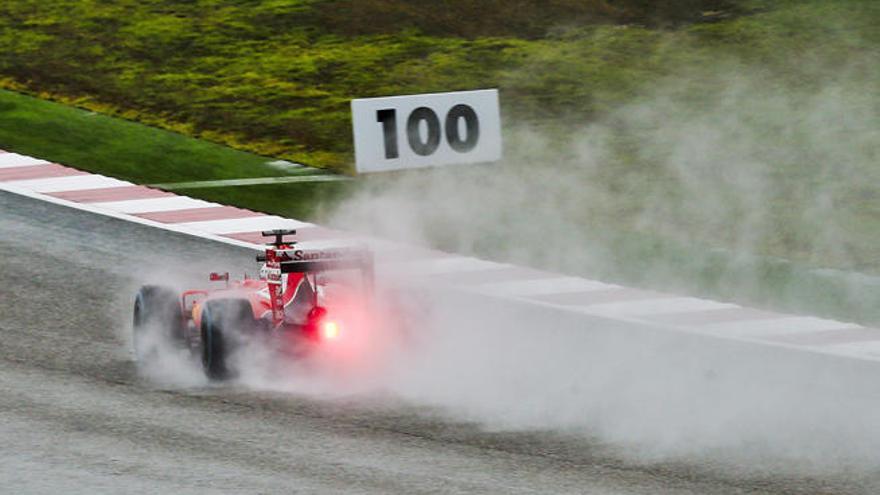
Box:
left=321, top=321, right=340, bottom=340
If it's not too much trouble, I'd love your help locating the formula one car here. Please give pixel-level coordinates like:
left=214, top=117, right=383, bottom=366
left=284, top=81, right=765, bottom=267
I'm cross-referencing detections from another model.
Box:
left=133, top=229, right=374, bottom=380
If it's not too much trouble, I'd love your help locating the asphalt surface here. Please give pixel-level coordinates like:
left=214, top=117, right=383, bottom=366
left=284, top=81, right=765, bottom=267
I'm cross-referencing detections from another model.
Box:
left=1, top=189, right=877, bottom=494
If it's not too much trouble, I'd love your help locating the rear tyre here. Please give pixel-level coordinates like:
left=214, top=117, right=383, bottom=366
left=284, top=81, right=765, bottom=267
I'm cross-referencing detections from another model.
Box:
left=133, top=285, right=185, bottom=363
left=200, top=299, right=254, bottom=381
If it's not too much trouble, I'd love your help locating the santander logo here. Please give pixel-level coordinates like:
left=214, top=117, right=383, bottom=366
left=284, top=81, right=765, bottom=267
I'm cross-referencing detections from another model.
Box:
left=290, top=248, right=355, bottom=261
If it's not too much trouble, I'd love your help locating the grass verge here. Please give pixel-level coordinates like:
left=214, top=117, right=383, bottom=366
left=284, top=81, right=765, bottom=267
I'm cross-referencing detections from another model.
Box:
left=0, top=88, right=346, bottom=218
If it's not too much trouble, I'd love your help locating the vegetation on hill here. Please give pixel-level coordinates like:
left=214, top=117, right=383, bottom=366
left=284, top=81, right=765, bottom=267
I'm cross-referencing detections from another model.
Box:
left=0, top=0, right=790, bottom=172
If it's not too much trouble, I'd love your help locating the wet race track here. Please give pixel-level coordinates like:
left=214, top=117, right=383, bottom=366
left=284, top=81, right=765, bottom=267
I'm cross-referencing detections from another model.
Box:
left=1, top=190, right=878, bottom=494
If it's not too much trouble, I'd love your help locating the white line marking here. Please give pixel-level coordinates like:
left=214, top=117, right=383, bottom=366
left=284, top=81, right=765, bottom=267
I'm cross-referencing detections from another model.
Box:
left=151, top=174, right=350, bottom=189
left=174, top=216, right=313, bottom=234
left=92, top=196, right=221, bottom=214
left=699, top=316, right=862, bottom=338
left=3, top=174, right=131, bottom=193
left=578, top=297, right=739, bottom=317
left=0, top=153, right=51, bottom=168
left=471, top=277, right=621, bottom=297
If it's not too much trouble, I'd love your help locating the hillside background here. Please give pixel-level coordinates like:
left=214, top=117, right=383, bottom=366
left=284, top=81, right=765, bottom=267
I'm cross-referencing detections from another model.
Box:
left=1, top=0, right=860, bottom=171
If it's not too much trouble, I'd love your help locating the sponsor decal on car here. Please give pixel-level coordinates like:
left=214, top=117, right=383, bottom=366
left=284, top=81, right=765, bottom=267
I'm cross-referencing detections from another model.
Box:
left=281, top=248, right=361, bottom=262
left=265, top=260, right=282, bottom=283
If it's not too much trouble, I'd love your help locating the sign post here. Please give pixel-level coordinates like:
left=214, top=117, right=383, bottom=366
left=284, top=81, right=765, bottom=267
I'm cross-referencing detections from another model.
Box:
left=351, top=89, right=502, bottom=173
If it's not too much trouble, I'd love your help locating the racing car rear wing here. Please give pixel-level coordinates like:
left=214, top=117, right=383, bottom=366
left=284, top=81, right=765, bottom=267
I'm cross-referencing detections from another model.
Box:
left=259, top=230, right=374, bottom=325
left=275, top=248, right=373, bottom=277
left=257, top=230, right=373, bottom=284
left=256, top=230, right=373, bottom=275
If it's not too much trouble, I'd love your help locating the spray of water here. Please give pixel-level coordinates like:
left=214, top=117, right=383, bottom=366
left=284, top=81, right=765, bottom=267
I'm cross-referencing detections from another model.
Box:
left=132, top=49, right=880, bottom=480
left=307, top=55, right=880, bottom=475
left=122, top=268, right=206, bottom=387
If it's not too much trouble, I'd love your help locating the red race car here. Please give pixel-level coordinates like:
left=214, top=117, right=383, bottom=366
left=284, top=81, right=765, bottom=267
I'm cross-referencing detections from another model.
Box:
left=133, top=229, right=374, bottom=380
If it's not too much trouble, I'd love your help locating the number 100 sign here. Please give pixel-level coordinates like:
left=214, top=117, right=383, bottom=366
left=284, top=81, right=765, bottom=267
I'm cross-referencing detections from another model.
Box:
left=351, top=89, right=502, bottom=173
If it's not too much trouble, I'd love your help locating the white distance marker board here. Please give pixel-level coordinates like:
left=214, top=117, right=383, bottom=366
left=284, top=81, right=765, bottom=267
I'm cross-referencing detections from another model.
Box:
left=351, top=89, right=502, bottom=173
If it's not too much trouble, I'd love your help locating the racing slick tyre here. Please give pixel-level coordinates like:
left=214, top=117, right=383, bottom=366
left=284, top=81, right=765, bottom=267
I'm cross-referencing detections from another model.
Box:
left=133, top=285, right=185, bottom=363
left=200, top=298, right=254, bottom=381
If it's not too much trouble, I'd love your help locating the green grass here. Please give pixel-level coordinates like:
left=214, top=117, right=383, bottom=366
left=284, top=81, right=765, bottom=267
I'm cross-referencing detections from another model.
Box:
left=0, top=88, right=349, bottom=217
left=0, top=0, right=743, bottom=172
left=0, top=88, right=315, bottom=184
left=1, top=0, right=877, bottom=174
left=2, top=0, right=876, bottom=167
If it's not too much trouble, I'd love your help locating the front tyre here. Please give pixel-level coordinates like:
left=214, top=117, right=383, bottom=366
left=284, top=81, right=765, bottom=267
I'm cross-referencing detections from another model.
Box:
left=200, top=299, right=254, bottom=381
